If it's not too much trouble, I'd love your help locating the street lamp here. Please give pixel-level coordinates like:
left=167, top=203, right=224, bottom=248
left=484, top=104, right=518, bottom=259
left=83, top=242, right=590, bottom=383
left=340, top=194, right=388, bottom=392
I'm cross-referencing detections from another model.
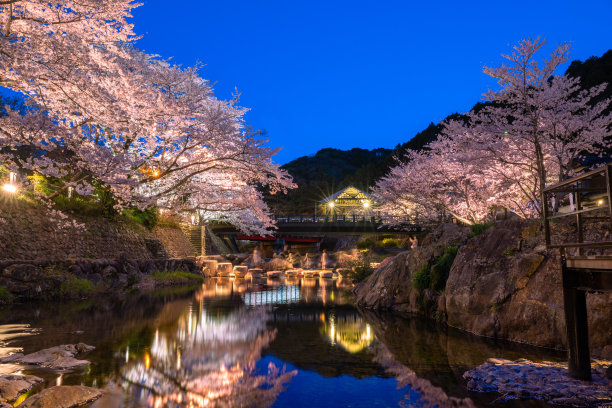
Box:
left=2, top=172, right=17, bottom=194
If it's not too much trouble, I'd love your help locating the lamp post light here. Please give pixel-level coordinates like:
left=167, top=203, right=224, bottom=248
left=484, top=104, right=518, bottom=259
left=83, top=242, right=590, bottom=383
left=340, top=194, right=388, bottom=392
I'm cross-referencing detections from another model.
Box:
left=2, top=172, right=17, bottom=194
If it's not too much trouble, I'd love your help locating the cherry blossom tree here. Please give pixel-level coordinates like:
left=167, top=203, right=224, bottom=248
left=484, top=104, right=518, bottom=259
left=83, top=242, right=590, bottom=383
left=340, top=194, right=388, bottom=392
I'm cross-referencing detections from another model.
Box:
left=374, top=135, right=499, bottom=226
left=377, top=38, right=611, bottom=225
left=0, top=1, right=295, bottom=234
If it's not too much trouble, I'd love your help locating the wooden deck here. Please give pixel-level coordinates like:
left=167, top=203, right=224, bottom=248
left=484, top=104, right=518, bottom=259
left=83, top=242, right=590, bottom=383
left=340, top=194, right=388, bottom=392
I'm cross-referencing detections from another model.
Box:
left=543, top=163, right=612, bottom=381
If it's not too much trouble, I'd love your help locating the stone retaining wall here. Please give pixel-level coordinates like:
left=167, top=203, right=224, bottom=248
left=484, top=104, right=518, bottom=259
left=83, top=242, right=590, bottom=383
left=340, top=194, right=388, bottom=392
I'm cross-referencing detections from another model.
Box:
left=0, top=200, right=196, bottom=261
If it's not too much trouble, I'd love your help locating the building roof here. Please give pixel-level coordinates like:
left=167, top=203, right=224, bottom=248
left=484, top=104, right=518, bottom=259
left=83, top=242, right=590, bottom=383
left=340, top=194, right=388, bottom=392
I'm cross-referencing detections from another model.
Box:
left=320, top=186, right=378, bottom=204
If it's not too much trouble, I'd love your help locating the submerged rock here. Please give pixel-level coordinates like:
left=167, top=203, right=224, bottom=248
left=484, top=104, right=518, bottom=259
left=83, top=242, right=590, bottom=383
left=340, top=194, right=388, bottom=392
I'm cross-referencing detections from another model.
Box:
left=18, top=385, right=102, bottom=408
left=0, top=374, right=42, bottom=403
left=0, top=343, right=94, bottom=370
left=464, top=358, right=612, bottom=407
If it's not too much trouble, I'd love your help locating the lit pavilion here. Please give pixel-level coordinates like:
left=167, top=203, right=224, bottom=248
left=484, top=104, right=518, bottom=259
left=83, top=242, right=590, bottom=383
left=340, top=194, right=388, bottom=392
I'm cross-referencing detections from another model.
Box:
left=320, top=186, right=378, bottom=219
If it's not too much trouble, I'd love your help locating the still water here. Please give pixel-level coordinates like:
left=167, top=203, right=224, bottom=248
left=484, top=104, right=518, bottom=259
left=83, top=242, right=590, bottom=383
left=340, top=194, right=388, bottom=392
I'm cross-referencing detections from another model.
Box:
left=0, top=277, right=564, bottom=407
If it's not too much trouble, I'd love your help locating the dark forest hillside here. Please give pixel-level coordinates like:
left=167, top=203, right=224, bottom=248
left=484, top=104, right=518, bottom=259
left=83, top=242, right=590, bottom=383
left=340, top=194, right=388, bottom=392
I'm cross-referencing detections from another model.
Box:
left=267, top=50, right=612, bottom=215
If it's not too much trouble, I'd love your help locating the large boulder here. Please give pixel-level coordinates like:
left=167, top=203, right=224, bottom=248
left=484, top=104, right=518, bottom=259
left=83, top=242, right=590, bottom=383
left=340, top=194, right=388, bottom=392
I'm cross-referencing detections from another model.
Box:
left=355, top=223, right=470, bottom=313
left=0, top=375, right=42, bottom=403
left=2, top=264, right=42, bottom=282
left=18, top=386, right=102, bottom=408
left=445, top=221, right=612, bottom=349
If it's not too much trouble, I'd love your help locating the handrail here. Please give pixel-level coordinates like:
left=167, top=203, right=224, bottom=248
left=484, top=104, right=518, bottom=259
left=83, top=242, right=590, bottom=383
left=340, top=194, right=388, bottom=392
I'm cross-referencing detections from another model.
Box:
left=543, top=166, right=607, bottom=192
left=542, top=163, right=611, bottom=250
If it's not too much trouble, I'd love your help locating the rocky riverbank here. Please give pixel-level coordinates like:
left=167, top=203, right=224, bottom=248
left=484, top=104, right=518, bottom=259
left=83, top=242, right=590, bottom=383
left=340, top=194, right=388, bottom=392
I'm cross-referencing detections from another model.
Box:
left=354, top=220, right=612, bottom=353
left=0, top=257, right=200, bottom=302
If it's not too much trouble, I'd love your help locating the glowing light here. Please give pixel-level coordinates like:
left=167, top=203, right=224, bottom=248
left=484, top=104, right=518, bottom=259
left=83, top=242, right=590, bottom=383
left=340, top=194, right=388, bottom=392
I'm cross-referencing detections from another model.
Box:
left=328, top=202, right=335, bottom=208
left=2, top=184, right=17, bottom=194
left=68, top=186, right=74, bottom=198
left=153, top=169, right=160, bottom=177
left=191, top=214, right=196, bottom=224
left=363, top=200, right=370, bottom=208
left=144, top=353, right=151, bottom=370
left=597, top=199, right=605, bottom=206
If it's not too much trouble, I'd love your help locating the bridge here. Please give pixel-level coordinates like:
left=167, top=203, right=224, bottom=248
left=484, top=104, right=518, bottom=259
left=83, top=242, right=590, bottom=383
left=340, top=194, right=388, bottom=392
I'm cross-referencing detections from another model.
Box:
left=211, top=215, right=419, bottom=236
left=182, top=215, right=420, bottom=255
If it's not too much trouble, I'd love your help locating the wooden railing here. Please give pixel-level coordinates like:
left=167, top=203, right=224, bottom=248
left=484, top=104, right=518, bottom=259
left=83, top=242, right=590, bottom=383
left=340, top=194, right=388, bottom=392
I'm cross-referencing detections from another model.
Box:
left=271, top=215, right=413, bottom=224
left=542, top=163, right=612, bottom=381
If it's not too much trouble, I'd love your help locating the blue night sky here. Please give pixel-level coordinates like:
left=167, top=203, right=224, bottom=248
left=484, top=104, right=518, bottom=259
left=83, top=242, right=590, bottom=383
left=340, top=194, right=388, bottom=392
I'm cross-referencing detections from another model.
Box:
left=131, top=0, right=612, bottom=164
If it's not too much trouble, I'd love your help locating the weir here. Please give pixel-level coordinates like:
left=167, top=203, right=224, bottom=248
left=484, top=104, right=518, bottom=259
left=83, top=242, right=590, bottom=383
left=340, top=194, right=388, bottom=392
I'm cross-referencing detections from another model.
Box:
left=542, top=163, right=612, bottom=381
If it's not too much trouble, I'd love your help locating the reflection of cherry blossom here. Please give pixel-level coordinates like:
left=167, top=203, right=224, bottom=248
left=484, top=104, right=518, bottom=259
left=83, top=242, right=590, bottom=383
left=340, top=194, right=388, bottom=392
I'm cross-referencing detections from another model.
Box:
left=121, top=305, right=296, bottom=407
left=372, top=343, right=476, bottom=408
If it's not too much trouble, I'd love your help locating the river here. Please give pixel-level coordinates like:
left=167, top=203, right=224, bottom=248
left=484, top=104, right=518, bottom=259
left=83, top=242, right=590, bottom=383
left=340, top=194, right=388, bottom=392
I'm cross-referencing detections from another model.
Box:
left=0, top=277, right=564, bottom=407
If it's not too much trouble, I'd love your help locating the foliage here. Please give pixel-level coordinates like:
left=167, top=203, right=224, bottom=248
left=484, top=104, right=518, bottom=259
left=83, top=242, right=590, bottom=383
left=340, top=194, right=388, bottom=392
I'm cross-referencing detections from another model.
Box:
left=412, top=263, right=431, bottom=291
left=60, top=277, right=94, bottom=297
left=0, top=286, right=13, bottom=305
left=52, top=195, right=104, bottom=217
left=356, top=239, right=375, bottom=250
left=429, top=246, right=458, bottom=292
left=470, top=223, right=492, bottom=237
left=123, top=207, right=159, bottom=229
left=152, top=270, right=204, bottom=284
left=347, top=258, right=374, bottom=282
left=378, top=237, right=401, bottom=248
left=413, top=245, right=458, bottom=292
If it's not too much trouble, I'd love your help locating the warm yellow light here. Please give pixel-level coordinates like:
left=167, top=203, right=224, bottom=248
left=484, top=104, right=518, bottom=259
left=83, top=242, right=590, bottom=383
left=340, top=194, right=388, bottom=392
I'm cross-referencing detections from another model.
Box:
left=328, top=202, right=335, bottom=208
left=597, top=199, right=605, bottom=206
left=2, top=184, right=17, bottom=194
left=153, top=170, right=160, bottom=177
left=363, top=200, right=370, bottom=208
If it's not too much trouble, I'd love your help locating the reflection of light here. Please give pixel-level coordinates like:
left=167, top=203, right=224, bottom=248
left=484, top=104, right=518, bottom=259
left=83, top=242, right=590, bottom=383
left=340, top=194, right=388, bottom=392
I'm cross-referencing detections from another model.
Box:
left=145, top=353, right=151, bottom=370
left=324, top=315, right=375, bottom=353
left=125, top=346, right=129, bottom=363
left=2, top=184, right=16, bottom=193
left=56, top=374, right=62, bottom=386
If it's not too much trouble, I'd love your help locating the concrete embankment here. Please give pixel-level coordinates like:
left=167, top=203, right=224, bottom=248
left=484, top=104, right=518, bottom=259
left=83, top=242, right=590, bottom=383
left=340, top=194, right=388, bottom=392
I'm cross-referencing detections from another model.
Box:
left=354, top=221, right=612, bottom=353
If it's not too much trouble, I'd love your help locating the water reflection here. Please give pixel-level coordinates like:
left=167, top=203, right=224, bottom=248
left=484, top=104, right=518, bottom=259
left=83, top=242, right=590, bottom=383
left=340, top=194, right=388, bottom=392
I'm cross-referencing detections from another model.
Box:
left=121, top=304, right=296, bottom=407
left=0, top=278, right=564, bottom=407
left=322, top=312, right=373, bottom=354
